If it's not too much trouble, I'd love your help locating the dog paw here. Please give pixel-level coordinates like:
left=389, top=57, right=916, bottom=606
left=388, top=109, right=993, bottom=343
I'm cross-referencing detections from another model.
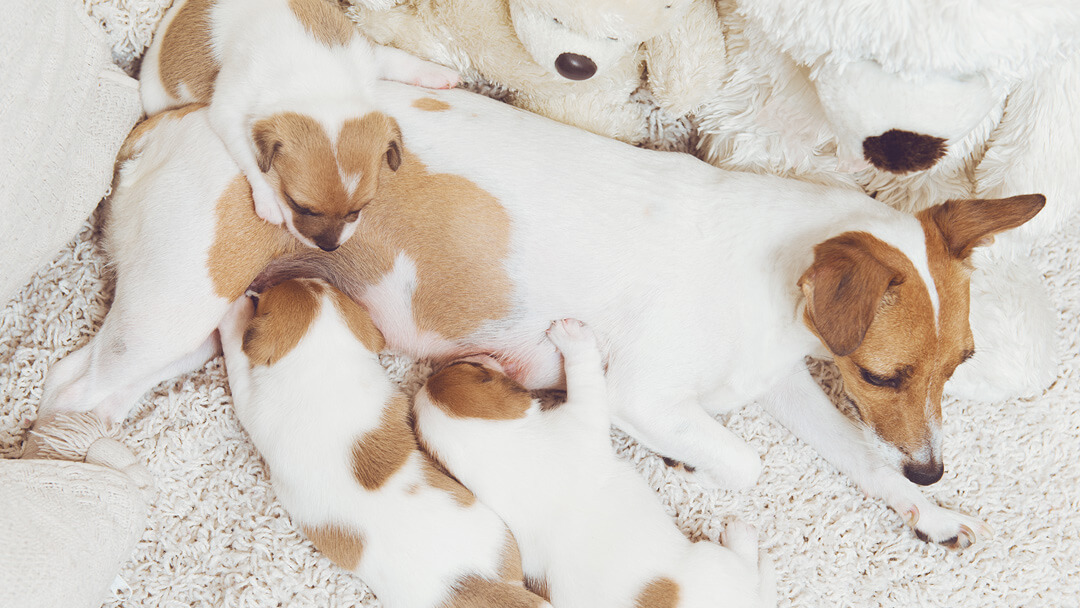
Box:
left=546, top=318, right=596, bottom=353
left=899, top=502, right=992, bottom=550
left=411, top=64, right=461, bottom=90
left=218, top=296, right=256, bottom=344
left=688, top=449, right=762, bottom=492
left=720, top=519, right=759, bottom=564
left=251, top=182, right=285, bottom=226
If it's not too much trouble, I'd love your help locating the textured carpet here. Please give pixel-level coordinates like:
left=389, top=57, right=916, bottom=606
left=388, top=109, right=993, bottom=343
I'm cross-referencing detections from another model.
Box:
left=3, top=1, right=1080, bottom=606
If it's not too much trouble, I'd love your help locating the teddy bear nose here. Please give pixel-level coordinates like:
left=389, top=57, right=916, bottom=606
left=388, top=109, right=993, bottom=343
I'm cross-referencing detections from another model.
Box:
left=555, top=53, right=597, bottom=80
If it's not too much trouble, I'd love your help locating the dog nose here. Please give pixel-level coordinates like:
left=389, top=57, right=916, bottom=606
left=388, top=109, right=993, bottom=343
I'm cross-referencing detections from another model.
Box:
left=903, top=459, right=944, bottom=486
left=555, top=53, right=597, bottom=80
left=317, top=242, right=340, bottom=252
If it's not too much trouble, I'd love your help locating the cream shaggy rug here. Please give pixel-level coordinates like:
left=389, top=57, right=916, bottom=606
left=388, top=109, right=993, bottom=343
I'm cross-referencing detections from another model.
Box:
left=3, top=1, right=1080, bottom=607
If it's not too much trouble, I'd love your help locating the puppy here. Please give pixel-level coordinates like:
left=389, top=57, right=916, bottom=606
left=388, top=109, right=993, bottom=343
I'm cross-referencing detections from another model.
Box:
left=40, top=83, right=1044, bottom=549
left=217, top=278, right=549, bottom=608
left=139, top=0, right=458, bottom=249
left=413, top=319, right=776, bottom=608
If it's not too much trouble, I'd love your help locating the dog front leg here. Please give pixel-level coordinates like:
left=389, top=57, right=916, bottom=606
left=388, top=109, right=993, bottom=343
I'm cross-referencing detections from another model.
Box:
left=760, top=364, right=992, bottom=549
left=370, top=44, right=460, bottom=89
left=613, top=392, right=762, bottom=491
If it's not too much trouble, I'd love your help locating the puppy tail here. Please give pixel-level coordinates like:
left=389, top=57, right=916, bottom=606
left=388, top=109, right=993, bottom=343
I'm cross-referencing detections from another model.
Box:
left=248, top=251, right=369, bottom=304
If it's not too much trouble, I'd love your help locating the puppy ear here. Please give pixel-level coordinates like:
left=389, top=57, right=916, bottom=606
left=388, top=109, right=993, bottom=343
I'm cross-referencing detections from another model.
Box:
left=251, top=119, right=282, bottom=173
left=385, top=118, right=403, bottom=171
left=799, top=233, right=901, bottom=357
left=920, top=194, right=1045, bottom=260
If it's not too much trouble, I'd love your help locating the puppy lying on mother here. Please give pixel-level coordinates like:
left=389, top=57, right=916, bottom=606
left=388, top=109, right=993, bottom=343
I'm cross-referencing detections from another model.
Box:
left=37, top=82, right=1043, bottom=549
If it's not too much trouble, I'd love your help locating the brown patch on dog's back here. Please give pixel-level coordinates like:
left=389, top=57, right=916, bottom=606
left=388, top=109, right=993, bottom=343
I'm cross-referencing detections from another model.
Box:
left=425, top=362, right=532, bottom=420
left=634, top=577, right=680, bottom=608
left=862, top=129, right=947, bottom=174
left=419, top=453, right=477, bottom=507
left=242, top=279, right=324, bottom=367
left=413, top=97, right=452, bottom=112
left=158, top=0, right=219, bottom=102
left=441, top=576, right=548, bottom=608
left=207, top=176, right=299, bottom=299
left=352, top=393, right=415, bottom=490
left=118, top=104, right=207, bottom=163
left=302, top=524, right=365, bottom=570
left=329, top=288, right=386, bottom=352
left=342, top=149, right=513, bottom=340
left=288, top=0, right=355, bottom=47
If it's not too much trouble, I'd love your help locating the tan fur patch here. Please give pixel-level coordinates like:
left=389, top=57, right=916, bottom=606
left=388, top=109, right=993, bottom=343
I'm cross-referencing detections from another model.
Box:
left=413, top=97, right=452, bottom=112
left=634, top=577, right=680, bottom=608
left=302, top=524, right=365, bottom=571
left=441, top=576, right=547, bottom=608
left=118, top=104, right=206, bottom=163
left=241, top=279, right=324, bottom=367
left=328, top=288, right=386, bottom=352
left=498, top=532, right=524, bottom=582
left=288, top=0, right=355, bottom=47
left=158, top=0, right=219, bottom=101
left=524, top=574, right=550, bottom=601
left=425, top=362, right=532, bottom=420
left=419, top=453, right=477, bottom=508
left=351, top=393, right=415, bottom=490
left=207, top=176, right=299, bottom=299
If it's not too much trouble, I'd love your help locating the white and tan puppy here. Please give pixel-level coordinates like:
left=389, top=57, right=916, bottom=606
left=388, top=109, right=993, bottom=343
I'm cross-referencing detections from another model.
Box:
left=139, top=0, right=458, bottom=249
left=414, top=318, right=776, bottom=608
left=217, top=278, right=549, bottom=608
left=39, top=84, right=1044, bottom=549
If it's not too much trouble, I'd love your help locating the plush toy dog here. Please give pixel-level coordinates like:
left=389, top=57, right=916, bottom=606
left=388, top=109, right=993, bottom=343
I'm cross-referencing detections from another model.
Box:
left=346, top=0, right=726, bottom=146
left=698, top=0, right=1080, bottom=400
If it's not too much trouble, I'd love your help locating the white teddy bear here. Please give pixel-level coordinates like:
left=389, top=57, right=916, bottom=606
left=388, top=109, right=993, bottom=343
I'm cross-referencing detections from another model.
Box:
left=346, top=0, right=727, bottom=147
left=698, top=0, right=1080, bottom=401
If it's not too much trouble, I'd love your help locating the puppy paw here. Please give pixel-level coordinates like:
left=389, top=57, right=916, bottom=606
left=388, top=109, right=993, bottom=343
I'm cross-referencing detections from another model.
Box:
left=899, top=502, right=992, bottom=550
left=250, top=181, right=285, bottom=226
left=218, top=296, right=256, bottom=345
left=691, top=454, right=762, bottom=491
left=411, top=63, right=461, bottom=89
left=720, top=519, right=759, bottom=564
left=546, top=318, right=596, bottom=353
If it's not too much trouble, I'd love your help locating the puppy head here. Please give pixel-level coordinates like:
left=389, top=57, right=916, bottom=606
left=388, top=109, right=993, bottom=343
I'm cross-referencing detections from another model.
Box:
left=251, top=111, right=403, bottom=251
left=799, top=194, right=1045, bottom=485
left=508, top=0, right=685, bottom=81
left=420, top=356, right=533, bottom=421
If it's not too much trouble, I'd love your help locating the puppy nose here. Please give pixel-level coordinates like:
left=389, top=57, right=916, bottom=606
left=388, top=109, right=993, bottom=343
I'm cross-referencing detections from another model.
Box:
left=555, top=53, right=597, bottom=80
left=317, top=241, right=340, bottom=252
left=903, top=459, right=944, bottom=486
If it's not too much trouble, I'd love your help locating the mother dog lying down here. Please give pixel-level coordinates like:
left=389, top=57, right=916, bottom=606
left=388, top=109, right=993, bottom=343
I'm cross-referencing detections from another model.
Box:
left=37, top=82, right=1042, bottom=549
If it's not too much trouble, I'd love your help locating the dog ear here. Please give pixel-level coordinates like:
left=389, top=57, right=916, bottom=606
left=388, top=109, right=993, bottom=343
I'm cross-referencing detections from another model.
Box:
left=251, top=119, right=282, bottom=173
left=799, top=233, right=901, bottom=357
left=921, top=194, right=1046, bottom=260
left=385, top=118, right=403, bottom=171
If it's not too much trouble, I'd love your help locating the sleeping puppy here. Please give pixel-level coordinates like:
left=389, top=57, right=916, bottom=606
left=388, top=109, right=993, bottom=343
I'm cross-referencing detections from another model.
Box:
left=413, top=319, right=776, bottom=608
left=139, top=0, right=458, bottom=249
left=217, top=278, right=549, bottom=608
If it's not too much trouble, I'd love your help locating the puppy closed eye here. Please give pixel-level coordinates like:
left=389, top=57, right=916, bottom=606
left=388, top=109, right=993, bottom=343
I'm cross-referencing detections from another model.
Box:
left=859, top=367, right=904, bottom=389
left=345, top=210, right=360, bottom=222
left=285, top=193, right=319, bottom=217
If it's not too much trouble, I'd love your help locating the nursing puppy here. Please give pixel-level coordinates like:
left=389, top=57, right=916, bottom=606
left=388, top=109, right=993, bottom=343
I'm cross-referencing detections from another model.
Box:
left=39, top=84, right=1044, bottom=549
left=139, top=0, right=458, bottom=249
left=414, top=319, right=776, bottom=608
left=217, top=278, right=549, bottom=608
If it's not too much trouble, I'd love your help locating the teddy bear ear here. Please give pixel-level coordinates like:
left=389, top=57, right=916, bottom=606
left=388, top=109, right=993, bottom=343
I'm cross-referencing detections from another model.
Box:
left=642, top=0, right=727, bottom=117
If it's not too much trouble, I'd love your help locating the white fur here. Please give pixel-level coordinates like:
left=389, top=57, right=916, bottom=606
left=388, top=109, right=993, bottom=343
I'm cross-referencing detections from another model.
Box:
left=41, top=85, right=1013, bottom=547
left=216, top=289, right=547, bottom=608
left=413, top=320, right=775, bottom=607
left=139, top=0, right=458, bottom=234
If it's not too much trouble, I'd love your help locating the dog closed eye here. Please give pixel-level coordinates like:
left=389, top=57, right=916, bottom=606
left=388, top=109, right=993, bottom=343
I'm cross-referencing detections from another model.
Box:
left=859, top=366, right=908, bottom=389
left=285, top=193, right=319, bottom=217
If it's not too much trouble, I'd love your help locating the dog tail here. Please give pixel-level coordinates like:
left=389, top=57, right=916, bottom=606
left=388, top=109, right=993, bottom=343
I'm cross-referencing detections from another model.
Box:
left=247, top=250, right=370, bottom=304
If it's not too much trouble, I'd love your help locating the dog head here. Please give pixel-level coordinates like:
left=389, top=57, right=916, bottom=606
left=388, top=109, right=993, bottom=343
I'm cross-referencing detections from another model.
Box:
left=798, top=194, right=1045, bottom=485
left=508, top=0, right=687, bottom=81
left=251, top=111, right=403, bottom=251
left=419, top=355, right=534, bottom=421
